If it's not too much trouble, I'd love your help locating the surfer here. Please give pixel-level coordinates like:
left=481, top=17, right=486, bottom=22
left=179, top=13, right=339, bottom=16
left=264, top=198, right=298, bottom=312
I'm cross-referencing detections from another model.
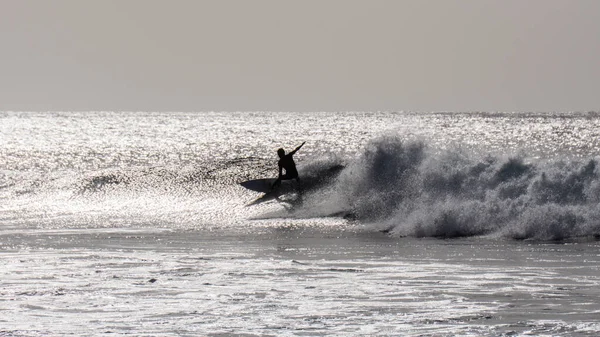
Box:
left=272, top=141, right=306, bottom=189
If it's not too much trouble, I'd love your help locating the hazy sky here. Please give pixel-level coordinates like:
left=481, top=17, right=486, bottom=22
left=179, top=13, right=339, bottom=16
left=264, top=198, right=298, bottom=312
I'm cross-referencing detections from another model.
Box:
left=1, top=0, right=599, bottom=112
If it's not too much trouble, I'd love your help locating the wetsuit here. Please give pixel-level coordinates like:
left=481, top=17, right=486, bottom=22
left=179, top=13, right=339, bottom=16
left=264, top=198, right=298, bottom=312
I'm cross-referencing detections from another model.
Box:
left=272, top=142, right=305, bottom=188
left=278, top=153, right=299, bottom=181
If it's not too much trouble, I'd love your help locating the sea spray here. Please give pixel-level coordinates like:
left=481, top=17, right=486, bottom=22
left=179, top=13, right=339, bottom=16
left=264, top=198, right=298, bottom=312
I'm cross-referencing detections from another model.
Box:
left=301, top=136, right=600, bottom=240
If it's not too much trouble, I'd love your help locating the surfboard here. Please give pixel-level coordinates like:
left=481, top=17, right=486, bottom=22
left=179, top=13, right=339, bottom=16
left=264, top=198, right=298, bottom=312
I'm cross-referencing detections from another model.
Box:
left=240, top=178, right=300, bottom=206
left=239, top=178, right=278, bottom=193
left=240, top=164, right=344, bottom=207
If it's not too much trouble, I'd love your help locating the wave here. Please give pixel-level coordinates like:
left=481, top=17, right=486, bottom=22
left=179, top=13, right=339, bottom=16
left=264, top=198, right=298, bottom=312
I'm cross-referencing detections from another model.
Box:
left=297, top=136, right=600, bottom=240
left=5, top=134, right=600, bottom=239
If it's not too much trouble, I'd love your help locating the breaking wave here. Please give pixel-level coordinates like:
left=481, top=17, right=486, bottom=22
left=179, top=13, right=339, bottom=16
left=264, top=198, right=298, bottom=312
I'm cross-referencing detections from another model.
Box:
left=5, top=132, right=600, bottom=240
left=300, top=136, right=600, bottom=240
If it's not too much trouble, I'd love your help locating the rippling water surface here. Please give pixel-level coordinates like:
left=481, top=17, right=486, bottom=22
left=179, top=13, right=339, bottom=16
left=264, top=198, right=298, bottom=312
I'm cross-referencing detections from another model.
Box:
left=2, top=111, right=600, bottom=335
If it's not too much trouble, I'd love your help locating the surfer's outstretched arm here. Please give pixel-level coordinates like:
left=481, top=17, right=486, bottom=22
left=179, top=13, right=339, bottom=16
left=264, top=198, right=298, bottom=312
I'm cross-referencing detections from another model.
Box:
left=289, top=141, right=306, bottom=156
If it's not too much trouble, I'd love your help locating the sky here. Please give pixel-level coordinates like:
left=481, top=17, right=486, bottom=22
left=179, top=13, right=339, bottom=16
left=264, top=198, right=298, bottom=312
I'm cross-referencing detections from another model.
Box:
left=1, top=0, right=599, bottom=112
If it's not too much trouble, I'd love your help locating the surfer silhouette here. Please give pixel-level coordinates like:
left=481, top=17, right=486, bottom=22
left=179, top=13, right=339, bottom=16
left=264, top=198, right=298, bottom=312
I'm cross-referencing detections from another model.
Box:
left=272, top=141, right=305, bottom=189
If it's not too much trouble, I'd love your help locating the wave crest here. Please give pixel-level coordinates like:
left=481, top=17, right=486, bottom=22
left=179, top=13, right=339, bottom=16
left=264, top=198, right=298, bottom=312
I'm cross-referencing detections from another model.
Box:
left=303, top=136, right=600, bottom=240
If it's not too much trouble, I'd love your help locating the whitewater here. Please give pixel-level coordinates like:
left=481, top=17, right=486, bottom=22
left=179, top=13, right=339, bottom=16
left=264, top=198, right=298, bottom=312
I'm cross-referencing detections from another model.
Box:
left=2, top=111, right=600, bottom=336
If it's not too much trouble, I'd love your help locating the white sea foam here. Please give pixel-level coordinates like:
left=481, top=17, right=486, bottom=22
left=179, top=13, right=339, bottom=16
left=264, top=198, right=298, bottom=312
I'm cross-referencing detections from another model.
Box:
left=294, top=136, right=600, bottom=240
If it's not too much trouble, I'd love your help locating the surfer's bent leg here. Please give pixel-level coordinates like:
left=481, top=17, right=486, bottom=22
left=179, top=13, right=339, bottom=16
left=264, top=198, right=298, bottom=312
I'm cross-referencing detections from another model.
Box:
left=280, top=174, right=294, bottom=181
left=271, top=173, right=296, bottom=189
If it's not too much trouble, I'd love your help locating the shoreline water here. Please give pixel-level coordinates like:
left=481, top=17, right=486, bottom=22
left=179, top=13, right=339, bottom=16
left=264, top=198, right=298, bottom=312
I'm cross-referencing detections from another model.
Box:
left=2, top=225, right=600, bottom=336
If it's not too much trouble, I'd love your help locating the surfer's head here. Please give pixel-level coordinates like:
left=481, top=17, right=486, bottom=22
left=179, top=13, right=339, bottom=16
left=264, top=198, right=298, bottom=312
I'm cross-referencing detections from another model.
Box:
left=277, top=148, right=285, bottom=158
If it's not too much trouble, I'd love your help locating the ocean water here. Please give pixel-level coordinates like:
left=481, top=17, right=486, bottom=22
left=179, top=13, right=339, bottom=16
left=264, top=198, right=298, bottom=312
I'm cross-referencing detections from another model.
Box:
left=2, top=111, right=600, bottom=336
